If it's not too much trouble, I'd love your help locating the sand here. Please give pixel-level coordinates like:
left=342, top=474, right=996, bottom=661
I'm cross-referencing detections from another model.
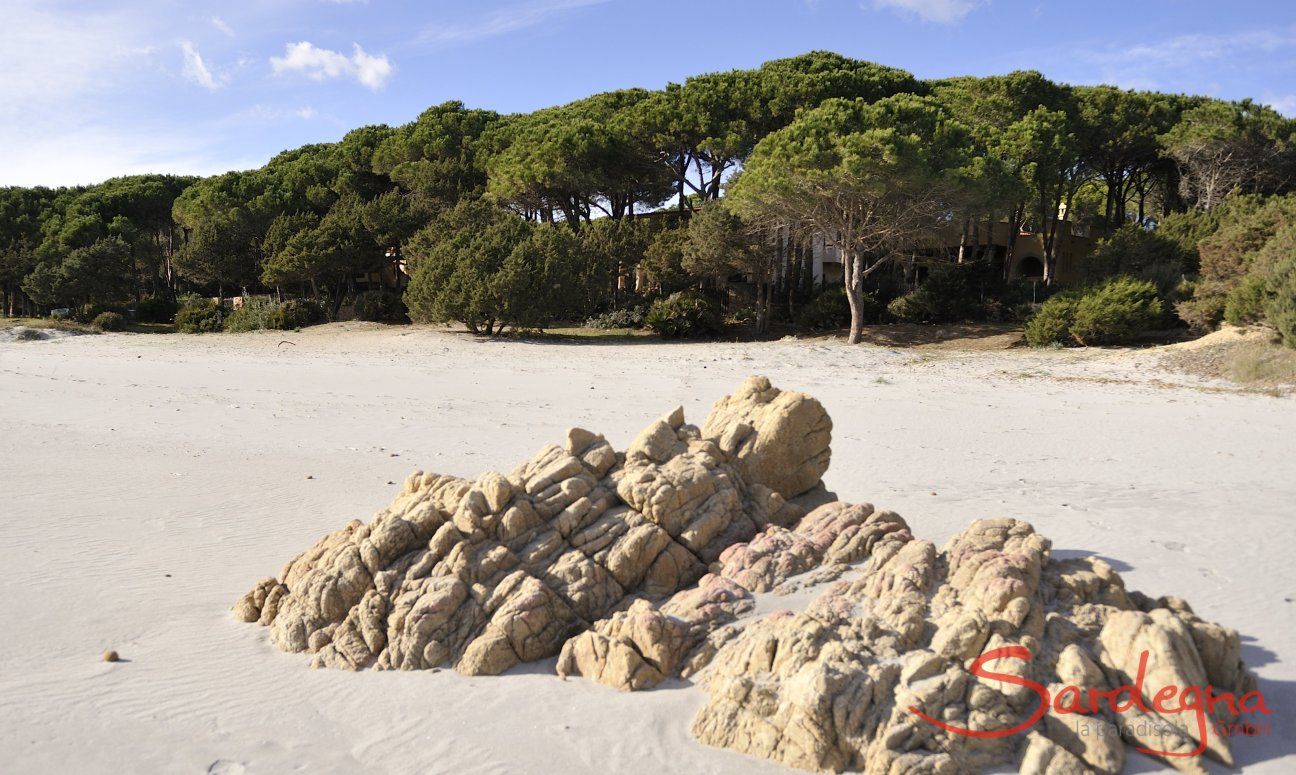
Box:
left=1, top=323, right=1292, bottom=774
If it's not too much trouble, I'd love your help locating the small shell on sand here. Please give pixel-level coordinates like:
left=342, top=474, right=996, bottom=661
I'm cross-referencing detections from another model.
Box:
left=103, top=649, right=120, bottom=663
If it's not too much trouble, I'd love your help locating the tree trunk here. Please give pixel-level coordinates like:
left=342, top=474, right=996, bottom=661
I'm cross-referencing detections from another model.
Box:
left=1042, top=186, right=1069, bottom=286
left=1103, top=176, right=1115, bottom=228
left=677, top=152, right=689, bottom=212
left=843, top=249, right=865, bottom=345
left=1004, top=206, right=1022, bottom=280
left=801, top=238, right=814, bottom=296
left=786, top=232, right=799, bottom=319
left=165, top=223, right=175, bottom=293
left=331, top=274, right=347, bottom=320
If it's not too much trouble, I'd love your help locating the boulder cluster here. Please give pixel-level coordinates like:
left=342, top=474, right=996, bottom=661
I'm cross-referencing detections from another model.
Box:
left=236, top=377, right=1258, bottom=775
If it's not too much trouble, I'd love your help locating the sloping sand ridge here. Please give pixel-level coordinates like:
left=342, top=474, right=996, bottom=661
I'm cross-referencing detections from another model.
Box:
left=237, top=375, right=1261, bottom=774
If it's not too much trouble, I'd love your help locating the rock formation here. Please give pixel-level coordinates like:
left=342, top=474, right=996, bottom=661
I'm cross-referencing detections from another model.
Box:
left=234, top=376, right=830, bottom=675
left=235, top=376, right=1261, bottom=775
left=687, top=517, right=1258, bottom=775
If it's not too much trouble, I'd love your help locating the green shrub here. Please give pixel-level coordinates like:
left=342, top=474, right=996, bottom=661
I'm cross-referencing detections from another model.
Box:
left=269, top=299, right=324, bottom=330
left=1262, top=252, right=1296, bottom=349
left=886, top=292, right=925, bottom=323
left=797, top=289, right=874, bottom=330
left=1175, top=195, right=1296, bottom=331
left=584, top=306, right=646, bottom=329
left=225, top=297, right=324, bottom=332
left=404, top=201, right=587, bottom=334
left=725, top=306, right=757, bottom=326
left=91, top=311, right=126, bottom=331
left=223, top=297, right=278, bottom=333
left=1175, top=293, right=1227, bottom=333
left=134, top=296, right=178, bottom=323
left=640, top=227, right=692, bottom=295
left=354, top=291, right=407, bottom=323
left=1224, top=274, right=1271, bottom=326
left=644, top=291, right=722, bottom=339
left=884, top=263, right=1002, bottom=324
left=1081, top=224, right=1189, bottom=293
left=1007, top=302, right=1037, bottom=324
left=913, top=265, right=984, bottom=321
left=1024, top=292, right=1082, bottom=347
left=1068, top=277, right=1164, bottom=346
left=175, top=301, right=223, bottom=333
left=1198, top=195, right=1296, bottom=289
left=74, top=303, right=127, bottom=324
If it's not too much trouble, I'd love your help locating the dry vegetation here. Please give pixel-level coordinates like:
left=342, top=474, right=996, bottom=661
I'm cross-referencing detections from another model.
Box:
left=0, top=317, right=98, bottom=335
left=1159, top=325, right=1296, bottom=392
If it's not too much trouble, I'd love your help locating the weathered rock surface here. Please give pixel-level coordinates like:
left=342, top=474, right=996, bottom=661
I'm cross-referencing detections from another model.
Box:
left=554, top=503, right=916, bottom=692
left=702, top=376, right=832, bottom=500
left=713, top=502, right=910, bottom=593
left=235, top=377, right=827, bottom=676
left=235, top=377, right=1259, bottom=775
left=688, top=518, right=1257, bottom=775
left=556, top=573, right=754, bottom=691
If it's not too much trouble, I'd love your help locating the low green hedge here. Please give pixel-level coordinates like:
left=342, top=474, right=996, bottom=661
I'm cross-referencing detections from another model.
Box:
left=354, top=291, right=408, bottom=323
left=175, top=302, right=223, bottom=333
left=91, top=311, right=127, bottom=331
left=1025, top=277, right=1164, bottom=347
left=644, top=292, right=722, bottom=339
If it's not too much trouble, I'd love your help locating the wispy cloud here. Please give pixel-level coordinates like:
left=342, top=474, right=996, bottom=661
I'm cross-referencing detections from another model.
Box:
left=872, top=0, right=987, bottom=24
left=420, top=0, right=608, bottom=46
left=1088, top=28, right=1296, bottom=69
left=270, top=41, right=394, bottom=90
left=181, top=41, right=227, bottom=90
left=225, top=104, right=321, bottom=125
left=0, top=4, right=155, bottom=120
left=210, top=16, right=235, bottom=37
left=1072, top=26, right=1296, bottom=93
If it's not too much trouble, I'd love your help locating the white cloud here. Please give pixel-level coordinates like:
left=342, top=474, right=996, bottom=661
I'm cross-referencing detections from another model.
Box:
left=1088, top=29, right=1296, bottom=69
left=270, top=41, right=394, bottom=90
left=210, top=16, right=235, bottom=37
left=421, top=0, right=608, bottom=46
left=181, top=41, right=227, bottom=90
left=1070, top=27, right=1296, bottom=94
left=872, top=0, right=986, bottom=24
left=1264, top=95, right=1296, bottom=117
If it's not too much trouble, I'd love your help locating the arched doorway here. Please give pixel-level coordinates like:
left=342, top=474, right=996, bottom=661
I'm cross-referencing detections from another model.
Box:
left=1016, top=256, right=1044, bottom=279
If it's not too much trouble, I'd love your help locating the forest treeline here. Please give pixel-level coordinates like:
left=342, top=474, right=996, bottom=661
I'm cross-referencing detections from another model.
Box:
left=2, top=52, right=1295, bottom=345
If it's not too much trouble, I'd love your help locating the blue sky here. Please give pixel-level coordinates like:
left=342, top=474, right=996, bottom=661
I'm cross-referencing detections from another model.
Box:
left=3, top=0, right=1294, bottom=187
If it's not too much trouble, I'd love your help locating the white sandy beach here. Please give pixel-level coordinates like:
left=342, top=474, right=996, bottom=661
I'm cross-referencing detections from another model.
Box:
left=0, top=324, right=1292, bottom=774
